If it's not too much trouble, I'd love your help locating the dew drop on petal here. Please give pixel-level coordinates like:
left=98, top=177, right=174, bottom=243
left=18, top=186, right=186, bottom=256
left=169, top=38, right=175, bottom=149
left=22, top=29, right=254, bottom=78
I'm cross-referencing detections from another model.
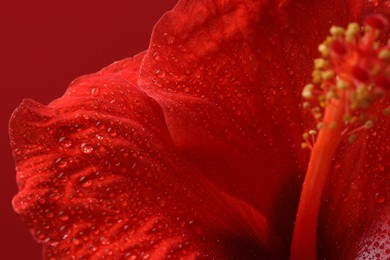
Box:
left=59, top=137, right=72, bottom=148
left=99, top=236, right=110, bottom=245
left=80, top=143, right=94, bottom=154
left=165, top=35, right=175, bottom=44
left=82, top=180, right=92, bottom=188
left=370, top=0, right=379, bottom=7
left=107, top=128, right=117, bottom=137
left=55, top=158, right=68, bottom=168
left=153, top=52, right=160, bottom=61
left=155, top=69, right=166, bottom=79
left=375, top=192, right=386, bottom=203
left=58, top=211, right=69, bottom=222
left=91, top=88, right=99, bottom=97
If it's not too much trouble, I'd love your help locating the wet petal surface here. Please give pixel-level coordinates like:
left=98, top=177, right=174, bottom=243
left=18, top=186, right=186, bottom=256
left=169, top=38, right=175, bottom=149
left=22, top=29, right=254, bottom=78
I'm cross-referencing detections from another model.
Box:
left=10, top=54, right=283, bottom=259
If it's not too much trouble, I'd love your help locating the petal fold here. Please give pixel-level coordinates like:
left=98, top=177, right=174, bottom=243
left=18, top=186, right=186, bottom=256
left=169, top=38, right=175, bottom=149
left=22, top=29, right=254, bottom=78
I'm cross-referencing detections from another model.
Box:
left=10, top=54, right=283, bottom=259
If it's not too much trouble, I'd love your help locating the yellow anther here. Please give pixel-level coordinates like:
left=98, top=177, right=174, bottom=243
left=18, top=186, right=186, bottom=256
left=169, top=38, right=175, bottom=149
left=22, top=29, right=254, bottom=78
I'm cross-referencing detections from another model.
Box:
left=314, top=113, right=322, bottom=120
left=303, top=102, right=310, bottom=109
left=314, top=58, right=328, bottom=69
left=336, top=77, right=348, bottom=90
left=318, top=43, right=329, bottom=57
left=301, top=143, right=308, bottom=149
left=373, top=41, right=380, bottom=50
left=343, top=114, right=351, bottom=124
left=312, top=70, right=322, bottom=84
left=317, top=122, right=325, bottom=129
left=326, top=88, right=338, bottom=100
left=312, top=107, right=320, bottom=113
left=303, top=132, right=309, bottom=139
left=352, top=85, right=373, bottom=109
left=345, top=23, right=360, bottom=42
left=330, top=26, right=345, bottom=37
left=364, top=120, right=374, bottom=129
left=348, top=134, right=357, bottom=143
left=308, top=130, right=317, bottom=135
left=379, top=49, right=390, bottom=62
left=321, top=70, right=334, bottom=80
left=384, top=107, right=390, bottom=115
left=329, top=122, right=337, bottom=129
left=302, top=84, right=314, bottom=99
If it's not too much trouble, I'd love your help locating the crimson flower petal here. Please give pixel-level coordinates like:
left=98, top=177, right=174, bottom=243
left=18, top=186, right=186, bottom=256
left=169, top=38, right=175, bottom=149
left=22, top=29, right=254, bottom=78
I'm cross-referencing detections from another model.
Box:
left=318, top=99, right=390, bottom=259
left=10, top=53, right=284, bottom=258
left=139, top=0, right=390, bottom=255
left=10, top=0, right=390, bottom=258
left=137, top=0, right=366, bottom=244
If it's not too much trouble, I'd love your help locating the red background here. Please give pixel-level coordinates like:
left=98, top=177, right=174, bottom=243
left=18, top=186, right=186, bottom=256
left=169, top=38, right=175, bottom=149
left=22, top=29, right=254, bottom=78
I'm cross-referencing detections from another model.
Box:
left=0, top=1, right=177, bottom=259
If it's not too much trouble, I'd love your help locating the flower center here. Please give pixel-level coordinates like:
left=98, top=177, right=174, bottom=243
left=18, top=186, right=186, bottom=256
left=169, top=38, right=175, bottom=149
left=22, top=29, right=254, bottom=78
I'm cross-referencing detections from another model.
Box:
left=301, top=14, right=389, bottom=149
left=291, top=15, right=389, bottom=260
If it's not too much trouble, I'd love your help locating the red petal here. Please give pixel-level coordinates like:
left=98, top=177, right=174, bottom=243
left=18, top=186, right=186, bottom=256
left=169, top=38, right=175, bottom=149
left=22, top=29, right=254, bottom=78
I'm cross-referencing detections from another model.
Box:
left=318, top=98, right=390, bottom=258
left=354, top=204, right=390, bottom=258
left=138, top=0, right=360, bottom=243
left=10, top=54, right=283, bottom=258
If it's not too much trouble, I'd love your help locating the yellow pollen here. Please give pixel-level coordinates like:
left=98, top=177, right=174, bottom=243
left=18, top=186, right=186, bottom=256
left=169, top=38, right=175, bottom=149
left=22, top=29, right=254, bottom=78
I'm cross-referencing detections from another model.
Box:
left=302, top=84, right=314, bottom=99
left=379, top=49, right=390, bottom=62
left=384, top=107, right=390, bottom=115
left=314, top=58, right=328, bottom=69
left=321, top=70, right=334, bottom=80
left=317, top=122, right=325, bottom=129
left=364, top=120, right=374, bottom=129
left=329, top=122, right=337, bottom=129
left=330, top=26, right=345, bottom=37
left=318, top=44, right=329, bottom=57
left=345, top=23, right=360, bottom=42
left=301, top=17, right=389, bottom=145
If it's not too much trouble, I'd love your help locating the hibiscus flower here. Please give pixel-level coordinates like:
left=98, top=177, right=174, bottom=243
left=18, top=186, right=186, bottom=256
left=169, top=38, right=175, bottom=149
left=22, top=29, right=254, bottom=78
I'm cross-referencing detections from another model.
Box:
left=9, top=0, right=389, bottom=259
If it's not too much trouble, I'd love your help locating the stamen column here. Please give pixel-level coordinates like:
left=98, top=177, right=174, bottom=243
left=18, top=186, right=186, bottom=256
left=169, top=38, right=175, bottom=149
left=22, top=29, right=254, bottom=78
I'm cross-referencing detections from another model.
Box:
left=290, top=94, right=345, bottom=260
left=290, top=14, right=389, bottom=259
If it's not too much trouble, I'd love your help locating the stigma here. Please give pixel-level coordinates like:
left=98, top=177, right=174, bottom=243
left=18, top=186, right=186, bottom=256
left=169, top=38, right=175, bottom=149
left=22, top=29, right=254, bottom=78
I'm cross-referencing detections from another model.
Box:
left=302, top=14, right=390, bottom=148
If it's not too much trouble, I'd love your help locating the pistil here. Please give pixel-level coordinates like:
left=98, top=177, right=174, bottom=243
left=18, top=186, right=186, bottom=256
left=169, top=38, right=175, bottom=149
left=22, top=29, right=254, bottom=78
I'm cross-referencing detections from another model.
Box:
left=290, top=15, right=389, bottom=260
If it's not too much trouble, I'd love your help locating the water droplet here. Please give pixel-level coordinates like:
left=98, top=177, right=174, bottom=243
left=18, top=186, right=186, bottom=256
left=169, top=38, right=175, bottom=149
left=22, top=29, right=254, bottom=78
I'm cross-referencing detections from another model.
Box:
left=59, top=137, right=72, bottom=148
left=55, top=158, right=68, bottom=168
left=158, top=199, right=166, bottom=207
left=167, top=36, right=175, bottom=44
left=107, top=128, right=117, bottom=137
left=96, top=134, right=104, bottom=140
left=80, top=143, right=93, bottom=154
left=91, top=88, right=99, bottom=97
left=155, top=69, right=166, bottom=79
left=99, top=236, right=110, bottom=245
left=370, top=0, right=379, bottom=7
left=58, top=211, right=69, bottom=221
left=375, top=192, right=386, bottom=203
left=153, top=52, right=160, bottom=61
left=82, top=180, right=92, bottom=188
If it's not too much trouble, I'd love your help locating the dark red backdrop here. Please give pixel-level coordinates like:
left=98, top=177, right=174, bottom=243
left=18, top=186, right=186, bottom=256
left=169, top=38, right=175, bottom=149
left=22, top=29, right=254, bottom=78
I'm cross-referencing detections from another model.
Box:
left=0, top=1, right=177, bottom=258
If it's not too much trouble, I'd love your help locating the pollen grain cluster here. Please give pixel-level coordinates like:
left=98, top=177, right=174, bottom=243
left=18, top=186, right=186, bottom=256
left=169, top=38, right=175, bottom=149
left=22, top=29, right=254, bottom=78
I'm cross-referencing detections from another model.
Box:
left=302, top=14, right=390, bottom=148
